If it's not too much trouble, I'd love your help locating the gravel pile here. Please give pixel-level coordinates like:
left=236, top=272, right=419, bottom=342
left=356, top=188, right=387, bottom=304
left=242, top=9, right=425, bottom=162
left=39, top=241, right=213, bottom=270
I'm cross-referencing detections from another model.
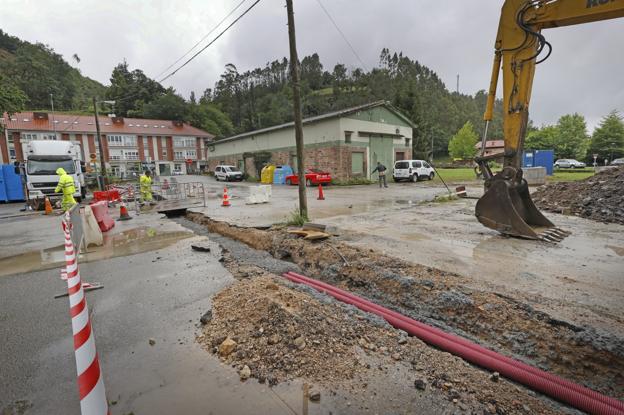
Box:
left=532, top=167, right=624, bottom=224
left=197, top=276, right=564, bottom=414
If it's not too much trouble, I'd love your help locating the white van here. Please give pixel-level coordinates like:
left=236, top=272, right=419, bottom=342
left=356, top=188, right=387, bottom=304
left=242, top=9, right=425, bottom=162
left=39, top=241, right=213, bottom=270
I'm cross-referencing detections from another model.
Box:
left=392, top=160, right=435, bottom=182
left=215, top=165, right=243, bottom=181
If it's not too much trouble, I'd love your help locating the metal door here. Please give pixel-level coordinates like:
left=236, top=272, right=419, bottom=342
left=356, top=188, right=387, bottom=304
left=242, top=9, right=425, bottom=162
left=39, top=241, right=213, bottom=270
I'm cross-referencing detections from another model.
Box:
left=369, top=135, right=394, bottom=177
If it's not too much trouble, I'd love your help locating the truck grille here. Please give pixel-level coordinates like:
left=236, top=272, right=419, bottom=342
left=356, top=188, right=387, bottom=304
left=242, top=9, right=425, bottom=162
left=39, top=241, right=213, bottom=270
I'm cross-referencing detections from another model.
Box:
left=31, top=182, right=58, bottom=188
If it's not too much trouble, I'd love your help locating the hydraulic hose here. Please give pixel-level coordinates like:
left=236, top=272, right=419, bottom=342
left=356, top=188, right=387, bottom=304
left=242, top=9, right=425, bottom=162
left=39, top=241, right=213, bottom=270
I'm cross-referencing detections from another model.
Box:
left=283, top=272, right=624, bottom=415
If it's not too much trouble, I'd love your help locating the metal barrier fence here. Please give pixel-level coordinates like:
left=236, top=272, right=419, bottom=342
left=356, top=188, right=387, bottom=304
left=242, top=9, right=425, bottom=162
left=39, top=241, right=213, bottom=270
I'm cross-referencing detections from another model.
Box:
left=67, top=203, right=85, bottom=253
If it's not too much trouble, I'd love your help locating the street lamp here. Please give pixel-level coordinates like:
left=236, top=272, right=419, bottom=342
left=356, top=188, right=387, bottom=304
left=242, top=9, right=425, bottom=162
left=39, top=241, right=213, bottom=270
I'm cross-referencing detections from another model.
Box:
left=92, top=98, right=115, bottom=190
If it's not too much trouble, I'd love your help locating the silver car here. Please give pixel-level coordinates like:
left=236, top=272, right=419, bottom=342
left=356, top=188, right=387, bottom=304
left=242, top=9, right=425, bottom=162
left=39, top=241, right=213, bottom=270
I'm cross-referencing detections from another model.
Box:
left=554, top=159, right=586, bottom=169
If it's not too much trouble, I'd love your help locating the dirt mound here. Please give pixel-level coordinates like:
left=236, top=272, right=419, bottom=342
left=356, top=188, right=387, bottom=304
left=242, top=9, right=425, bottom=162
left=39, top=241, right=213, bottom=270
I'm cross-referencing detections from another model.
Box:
left=198, top=275, right=563, bottom=414
left=532, top=167, right=624, bottom=224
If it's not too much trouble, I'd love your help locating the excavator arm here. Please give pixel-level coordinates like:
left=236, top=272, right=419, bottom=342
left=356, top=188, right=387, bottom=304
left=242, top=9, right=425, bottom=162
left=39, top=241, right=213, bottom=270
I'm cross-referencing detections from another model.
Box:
left=475, top=0, right=624, bottom=240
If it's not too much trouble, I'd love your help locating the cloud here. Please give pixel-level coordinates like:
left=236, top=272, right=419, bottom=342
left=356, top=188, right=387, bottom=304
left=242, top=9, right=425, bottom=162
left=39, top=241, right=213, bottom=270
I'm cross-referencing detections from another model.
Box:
left=2, top=0, right=623, bottom=131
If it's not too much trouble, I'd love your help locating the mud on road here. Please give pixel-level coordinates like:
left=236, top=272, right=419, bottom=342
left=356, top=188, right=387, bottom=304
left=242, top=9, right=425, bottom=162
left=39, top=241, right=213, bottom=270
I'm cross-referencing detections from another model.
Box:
left=185, top=212, right=624, bottom=404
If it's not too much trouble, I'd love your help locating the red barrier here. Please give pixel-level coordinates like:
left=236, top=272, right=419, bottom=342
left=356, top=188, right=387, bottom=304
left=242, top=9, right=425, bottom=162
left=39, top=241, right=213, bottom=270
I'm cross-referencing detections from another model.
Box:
left=89, top=201, right=115, bottom=232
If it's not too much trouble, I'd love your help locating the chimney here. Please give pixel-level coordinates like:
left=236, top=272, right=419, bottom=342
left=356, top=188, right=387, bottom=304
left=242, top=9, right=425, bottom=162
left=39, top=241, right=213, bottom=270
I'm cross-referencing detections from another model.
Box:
left=172, top=120, right=184, bottom=128
left=33, top=112, right=49, bottom=120
left=111, top=116, right=124, bottom=124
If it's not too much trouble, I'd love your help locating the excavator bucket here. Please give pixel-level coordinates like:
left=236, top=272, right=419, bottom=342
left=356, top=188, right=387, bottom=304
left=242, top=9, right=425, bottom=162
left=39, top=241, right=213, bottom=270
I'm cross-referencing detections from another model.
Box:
left=475, top=169, right=570, bottom=242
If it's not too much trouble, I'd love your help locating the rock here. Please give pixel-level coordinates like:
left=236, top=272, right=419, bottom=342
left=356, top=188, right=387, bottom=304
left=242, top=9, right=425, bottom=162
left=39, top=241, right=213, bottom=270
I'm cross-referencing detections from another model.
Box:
left=191, top=244, right=211, bottom=252
left=414, top=378, right=427, bottom=390
left=391, top=353, right=401, bottom=361
left=219, top=337, right=237, bottom=357
left=398, top=337, right=408, bottom=345
left=239, top=365, right=251, bottom=380
left=308, top=390, right=321, bottom=402
left=200, top=310, right=212, bottom=325
left=490, top=372, right=500, bottom=382
left=148, top=338, right=156, bottom=346
left=265, top=282, right=279, bottom=290
left=268, top=334, right=281, bottom=345
left=294, top=336, right=306, bottom=350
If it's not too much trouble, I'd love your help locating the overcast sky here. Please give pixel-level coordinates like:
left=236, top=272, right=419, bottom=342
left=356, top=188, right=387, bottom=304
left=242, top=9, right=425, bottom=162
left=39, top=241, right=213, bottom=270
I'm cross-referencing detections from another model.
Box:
left=3, top=0, right=623, bottom=132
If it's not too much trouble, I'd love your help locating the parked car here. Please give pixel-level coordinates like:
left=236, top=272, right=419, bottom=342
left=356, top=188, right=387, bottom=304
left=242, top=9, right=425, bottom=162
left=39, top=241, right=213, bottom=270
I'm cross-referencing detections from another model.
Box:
left=214, top=165, right=244, bottom=181
left=393, top=160, right=435, bottom=182
left=610, top=158, right=624, bottom=166
left=554, top=159, right=586, bottom=169
left=285, top=169, right=332, bottom=186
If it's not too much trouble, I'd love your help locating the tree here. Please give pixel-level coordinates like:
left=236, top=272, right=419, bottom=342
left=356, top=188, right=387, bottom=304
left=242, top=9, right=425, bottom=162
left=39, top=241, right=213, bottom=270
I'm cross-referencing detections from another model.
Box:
left=106, top=61, right=165, bottom=116
left=589, top=110, right=624, bottom=162
left=555, top=113, right=589, bottom=160
left=525, top=125, right=558, bottom=150
left=141, top=89, right=188, bottom=120
left=0, top=74, right=27, bottom=115
left=448, top=121, right=478, bottom=159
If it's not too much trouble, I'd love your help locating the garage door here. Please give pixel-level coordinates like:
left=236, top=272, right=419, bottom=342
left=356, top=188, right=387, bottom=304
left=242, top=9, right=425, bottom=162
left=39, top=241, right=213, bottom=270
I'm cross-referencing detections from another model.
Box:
left=369, top=135, right=394, bottom=177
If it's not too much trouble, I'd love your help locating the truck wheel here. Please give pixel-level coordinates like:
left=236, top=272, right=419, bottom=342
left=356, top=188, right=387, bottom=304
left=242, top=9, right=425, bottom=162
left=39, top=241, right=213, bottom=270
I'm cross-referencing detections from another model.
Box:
left=429, top=172, right=435, bottom=180
left=30, top=198, right=43, bottom=211
left=411, top=174, right=418, bottom=182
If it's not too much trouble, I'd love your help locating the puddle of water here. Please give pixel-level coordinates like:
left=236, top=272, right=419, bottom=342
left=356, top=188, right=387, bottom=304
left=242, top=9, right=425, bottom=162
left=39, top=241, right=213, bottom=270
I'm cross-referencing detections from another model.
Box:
left=0, top=227, right=192, bottom=277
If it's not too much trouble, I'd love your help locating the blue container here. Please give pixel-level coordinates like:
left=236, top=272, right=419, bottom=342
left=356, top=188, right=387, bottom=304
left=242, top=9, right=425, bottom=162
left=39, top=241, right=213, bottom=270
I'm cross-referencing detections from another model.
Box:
left=2, top=165, right=25, bottom=201
left=273, top=165, right=294, bottom=185
left=0, top=166, right=7, bottom=202
left=523, top=149, right=554, bottom=176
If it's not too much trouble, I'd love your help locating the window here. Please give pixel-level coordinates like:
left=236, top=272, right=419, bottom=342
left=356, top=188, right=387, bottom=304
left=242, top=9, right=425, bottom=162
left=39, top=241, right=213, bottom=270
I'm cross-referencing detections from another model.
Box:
left=124, top=136, right=137, bottom=146
left=9, top=149, right=16, bottom=158
left=174, top=151, right=184, bottom=159
left=143, top=137, right=148, bottom=145
left=174, top=137, right=196, bottom=147
left=413, top=161, right=422, bottom=168
left=422, top=161, right=431, bottom=168
left=21, top=133, right=38, bottom=141
left=124, top=151, right=139, bottom=160
left=351, top=152, right=364, bottom=175
left=107, top=135, right=136, bottom=146
left=186, top=150, right=196, bottom=159
left=345, top=131, right=352, bottom=143
left=107, top=135, right=123, bottom=146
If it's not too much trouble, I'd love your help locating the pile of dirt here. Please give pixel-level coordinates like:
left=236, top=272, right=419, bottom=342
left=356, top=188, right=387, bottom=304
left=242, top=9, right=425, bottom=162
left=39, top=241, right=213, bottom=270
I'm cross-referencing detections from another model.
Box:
left=532, top=167, right=624, bottom=224
left=186, top=212, right=624, bottom=400
left=199, top=275, right=563, bottom=414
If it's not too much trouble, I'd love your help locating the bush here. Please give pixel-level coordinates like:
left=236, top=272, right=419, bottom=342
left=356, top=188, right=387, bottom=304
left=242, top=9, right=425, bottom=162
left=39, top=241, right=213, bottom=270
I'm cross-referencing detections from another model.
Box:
left=245, top=175, right=259, bottom=182
left=332, top=177, right=374, bottom=186
left=285, top=208, right=309, bottom=226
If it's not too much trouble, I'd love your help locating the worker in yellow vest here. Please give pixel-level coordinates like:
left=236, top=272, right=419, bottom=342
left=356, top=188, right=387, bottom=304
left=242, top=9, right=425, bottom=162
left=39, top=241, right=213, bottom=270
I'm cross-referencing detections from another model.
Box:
left=139, top=170, right=154, bottom=205
left=54, top=168, right=77, bottom=212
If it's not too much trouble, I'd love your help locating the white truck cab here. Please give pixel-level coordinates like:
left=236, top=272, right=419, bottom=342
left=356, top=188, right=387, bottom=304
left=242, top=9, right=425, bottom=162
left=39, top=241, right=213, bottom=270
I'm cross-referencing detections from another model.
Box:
left=23, top=140, right=86, bottom=210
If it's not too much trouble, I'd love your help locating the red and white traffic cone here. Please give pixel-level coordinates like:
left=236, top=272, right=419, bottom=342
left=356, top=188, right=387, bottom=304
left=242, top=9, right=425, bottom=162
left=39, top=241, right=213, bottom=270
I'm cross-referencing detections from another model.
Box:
left=317, top=183, right=325, bottom=200
left=117, top=202, right=132, bottom=221
left=62, top=214, right=109, bottom=415
left=222, top=187, right=231, bottom=207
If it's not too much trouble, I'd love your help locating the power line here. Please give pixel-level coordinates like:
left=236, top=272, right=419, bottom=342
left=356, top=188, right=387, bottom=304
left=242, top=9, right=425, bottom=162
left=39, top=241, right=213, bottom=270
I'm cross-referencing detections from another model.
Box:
left=159, top=0, right=262, bottom=84
left=154, top=0, right=249, bottom=80
left=314, top=0, right=368, bottom=71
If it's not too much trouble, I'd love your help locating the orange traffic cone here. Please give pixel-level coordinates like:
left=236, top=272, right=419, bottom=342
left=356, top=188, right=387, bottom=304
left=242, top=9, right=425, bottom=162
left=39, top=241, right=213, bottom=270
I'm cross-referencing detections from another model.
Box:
left=222, top=187, right=231, bottom=207
left=44, top=197, right=53, bottom=215
left=117, top=202, right=132, bottom=221
left=317, top=183, right=325, bottom=200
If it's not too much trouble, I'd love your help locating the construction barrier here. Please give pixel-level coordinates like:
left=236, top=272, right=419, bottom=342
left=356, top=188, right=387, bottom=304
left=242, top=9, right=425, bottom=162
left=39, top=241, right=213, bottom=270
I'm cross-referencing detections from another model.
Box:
left=89, top=201, right=115, bottom=232
left=62, top=212, right=109, bottom=415
left=246, top=185, right=271, bottom=204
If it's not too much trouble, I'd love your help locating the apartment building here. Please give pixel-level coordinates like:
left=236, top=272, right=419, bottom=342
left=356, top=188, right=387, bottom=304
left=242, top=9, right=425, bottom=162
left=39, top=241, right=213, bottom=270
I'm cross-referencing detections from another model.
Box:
left=1, top=112, right=214, bottom=176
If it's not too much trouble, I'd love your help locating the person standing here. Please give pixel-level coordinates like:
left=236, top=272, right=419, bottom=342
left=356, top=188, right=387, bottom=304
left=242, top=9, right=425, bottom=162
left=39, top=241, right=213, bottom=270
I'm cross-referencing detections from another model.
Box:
left=54, top=168, right=77, bottom=212
left=372, top=161, right=388, bottom=188
left=139, top=170, right=153, bottom=205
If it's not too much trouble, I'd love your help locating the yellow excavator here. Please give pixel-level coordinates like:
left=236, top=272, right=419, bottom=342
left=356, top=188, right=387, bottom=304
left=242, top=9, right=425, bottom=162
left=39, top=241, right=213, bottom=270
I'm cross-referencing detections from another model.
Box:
left=475, top=0, right=624, bottom=241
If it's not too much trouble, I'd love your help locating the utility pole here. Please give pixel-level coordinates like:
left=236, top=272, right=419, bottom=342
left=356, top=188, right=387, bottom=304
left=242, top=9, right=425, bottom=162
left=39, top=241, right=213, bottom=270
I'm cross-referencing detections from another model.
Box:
left=430, top=128, right=434, bottom=163
left=50, top=94, right=57, bottom=138
left=92, top=97, right=107, bottom=190
left=286, top=0, right=307, bottom=219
